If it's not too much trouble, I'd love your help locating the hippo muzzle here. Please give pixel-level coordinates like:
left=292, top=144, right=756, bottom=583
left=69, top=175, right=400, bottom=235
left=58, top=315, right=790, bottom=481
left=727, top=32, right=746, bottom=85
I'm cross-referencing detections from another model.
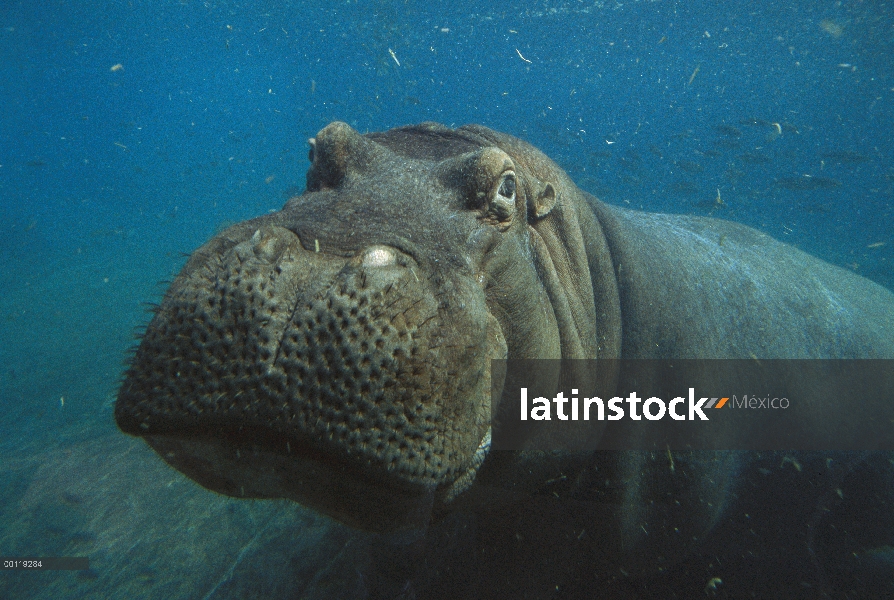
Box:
left=117, top=223, right=499, bottom=529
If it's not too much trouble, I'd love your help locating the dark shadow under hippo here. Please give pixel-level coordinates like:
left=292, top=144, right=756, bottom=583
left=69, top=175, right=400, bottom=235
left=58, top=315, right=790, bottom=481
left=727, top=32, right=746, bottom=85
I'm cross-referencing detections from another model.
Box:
left=116, top=122, right=894, bottom=598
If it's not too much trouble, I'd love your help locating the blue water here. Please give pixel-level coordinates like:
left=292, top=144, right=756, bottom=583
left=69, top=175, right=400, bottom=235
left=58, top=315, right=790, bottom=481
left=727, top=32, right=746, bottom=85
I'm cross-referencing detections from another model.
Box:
left=1, top=1, right=892, bottom=598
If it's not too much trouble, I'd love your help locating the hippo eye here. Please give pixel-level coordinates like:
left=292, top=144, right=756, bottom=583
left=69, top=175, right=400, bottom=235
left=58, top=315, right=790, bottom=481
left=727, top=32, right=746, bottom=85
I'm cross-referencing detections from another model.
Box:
left=489, top=171, right=516, bottom=223
left=497, top=173, right=516, bottom=199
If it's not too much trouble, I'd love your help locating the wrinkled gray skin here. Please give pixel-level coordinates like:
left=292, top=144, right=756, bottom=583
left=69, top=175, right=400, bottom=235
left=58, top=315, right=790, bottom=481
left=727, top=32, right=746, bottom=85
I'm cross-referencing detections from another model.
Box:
left=117, top=122, right=894, bottom=590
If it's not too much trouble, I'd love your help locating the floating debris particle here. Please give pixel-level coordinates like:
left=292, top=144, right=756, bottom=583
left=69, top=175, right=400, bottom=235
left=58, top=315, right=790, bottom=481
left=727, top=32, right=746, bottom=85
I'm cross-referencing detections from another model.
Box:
left=705, top=577, right=723, bottom=594
left=781, top=455, right=803, bottom=471
left=687, top=64, right=700, bottom=85
left=819, top=19, right=844, bottom=37
left=110, top=63, right=123, bottom=72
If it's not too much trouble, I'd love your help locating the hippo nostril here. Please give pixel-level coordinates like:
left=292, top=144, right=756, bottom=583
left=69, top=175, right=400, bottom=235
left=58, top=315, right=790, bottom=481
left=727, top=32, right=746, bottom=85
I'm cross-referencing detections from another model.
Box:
left=249, top=226, right=293, bottom=263
left=361, top=246, right=396, bottom=268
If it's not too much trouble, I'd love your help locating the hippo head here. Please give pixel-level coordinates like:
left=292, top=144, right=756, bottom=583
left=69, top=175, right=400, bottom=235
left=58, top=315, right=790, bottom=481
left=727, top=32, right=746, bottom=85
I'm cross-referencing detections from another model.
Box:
left=115, top=122, right=613, bottom=531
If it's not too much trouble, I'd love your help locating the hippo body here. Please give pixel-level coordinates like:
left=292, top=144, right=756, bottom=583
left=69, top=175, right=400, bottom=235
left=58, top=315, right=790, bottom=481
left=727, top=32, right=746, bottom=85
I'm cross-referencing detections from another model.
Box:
left=116, top=122, right=894, bottom=598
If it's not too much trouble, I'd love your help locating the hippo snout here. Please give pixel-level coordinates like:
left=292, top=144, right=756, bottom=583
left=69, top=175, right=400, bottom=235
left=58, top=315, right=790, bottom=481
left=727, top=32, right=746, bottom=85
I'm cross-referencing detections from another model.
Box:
left=115, top=223, right=488, bottom=494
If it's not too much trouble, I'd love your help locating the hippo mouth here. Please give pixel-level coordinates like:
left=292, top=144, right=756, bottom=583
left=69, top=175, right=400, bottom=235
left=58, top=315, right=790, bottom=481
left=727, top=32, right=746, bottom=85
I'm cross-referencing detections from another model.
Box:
left=116, top=223, right=501, bottom=530
left=139, top=423, right=493, bottom=532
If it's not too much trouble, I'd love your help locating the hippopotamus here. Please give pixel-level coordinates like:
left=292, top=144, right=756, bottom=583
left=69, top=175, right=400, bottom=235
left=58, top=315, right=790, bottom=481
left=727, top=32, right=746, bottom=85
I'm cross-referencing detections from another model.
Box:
left=116, top=122, right=894, bottom=598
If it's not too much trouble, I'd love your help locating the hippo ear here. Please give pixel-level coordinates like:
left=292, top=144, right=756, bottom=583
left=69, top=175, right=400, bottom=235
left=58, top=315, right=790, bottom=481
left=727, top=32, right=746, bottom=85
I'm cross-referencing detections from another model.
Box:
left=529, top=179, right=557, bottom=220
left=306, top=122, right=386, bottom=192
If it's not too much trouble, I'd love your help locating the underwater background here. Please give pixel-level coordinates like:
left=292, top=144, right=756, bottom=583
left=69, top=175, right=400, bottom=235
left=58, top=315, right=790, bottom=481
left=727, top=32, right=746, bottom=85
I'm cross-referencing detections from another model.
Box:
left=1, top=0, right=892, bottom=598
